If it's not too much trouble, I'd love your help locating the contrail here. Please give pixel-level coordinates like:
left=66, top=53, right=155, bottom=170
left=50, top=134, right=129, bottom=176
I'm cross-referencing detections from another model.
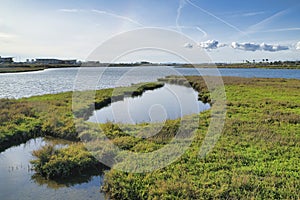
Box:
left=185, top=0, right=247, bottom=36
left=195, top=26, right=208, bottom=38
left=92, top=9, right=143, bottom=27
left=246, top=9, right=289, bottom=34
left=167, top=25, right=208, bottom=38
left=175, top=0, right=208, bottom=38
left=176, top=0, right=186, bottom=32
left=59, top=8, right=143, bottom=26
left=259, top=27, right=300, bottom=33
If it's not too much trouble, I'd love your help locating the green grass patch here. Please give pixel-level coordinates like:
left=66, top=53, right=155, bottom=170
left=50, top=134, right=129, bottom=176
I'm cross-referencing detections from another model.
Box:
left=0, top=82, right=164, bottom=152
left=30, top=143, right=99, bottom=179
left=101, top=77, right=300, bottom=199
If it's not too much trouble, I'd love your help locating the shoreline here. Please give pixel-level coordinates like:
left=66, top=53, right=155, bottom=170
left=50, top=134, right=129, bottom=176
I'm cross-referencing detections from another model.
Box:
left=1, top=63, right=300, bottom=74
left=0, top=64, right=80, bottom=73
left=176, top=63, right=300, bottom=69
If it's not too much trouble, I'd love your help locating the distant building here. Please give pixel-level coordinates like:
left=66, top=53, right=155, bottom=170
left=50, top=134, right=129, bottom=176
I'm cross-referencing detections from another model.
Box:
left=35, top=59, right=63, bottom=64
left=0, top=56, right=14, bottom=64
left=62, top=60, right=77, bottom=65
left=140, top=61, right=151, bottom=65
left=35, top=58, right=77, bottom=65
left=35, top=58, right=61, bottom=65
left=81, top=61, right=102, bottom=67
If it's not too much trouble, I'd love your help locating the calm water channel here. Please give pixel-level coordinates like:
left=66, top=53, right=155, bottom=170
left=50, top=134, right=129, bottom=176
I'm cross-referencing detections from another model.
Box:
left=0, top=137, right=105, bottom=200
left=88, top=84, right=210, bottom=124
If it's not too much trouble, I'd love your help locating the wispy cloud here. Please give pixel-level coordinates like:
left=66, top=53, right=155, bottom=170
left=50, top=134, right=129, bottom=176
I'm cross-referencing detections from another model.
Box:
left=92, top=9, right=142, bottom=26
left=185, top=0, right=246, bottom=35
left=58, top=9, right=81, bottom=13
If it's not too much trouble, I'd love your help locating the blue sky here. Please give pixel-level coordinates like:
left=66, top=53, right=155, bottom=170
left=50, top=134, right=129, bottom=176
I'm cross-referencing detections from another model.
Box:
left=0, top=0, right=299, bottom=62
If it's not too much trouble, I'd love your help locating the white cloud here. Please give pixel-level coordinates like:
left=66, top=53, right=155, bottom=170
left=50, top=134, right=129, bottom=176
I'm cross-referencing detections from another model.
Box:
left=231, top=42, right=260, bottom=51
left=198, top=40, right=226, bottom=50
left=231, top=42, right=289, bottom=52
left=217, top=43, right=228, bottom=48
left=184, top=42, right=193, bottom=48
left=296, top=42, right=300, bottom=50
left=199, top=40, right=218, bottom=49
left=260, top=43, right=289, bottom=52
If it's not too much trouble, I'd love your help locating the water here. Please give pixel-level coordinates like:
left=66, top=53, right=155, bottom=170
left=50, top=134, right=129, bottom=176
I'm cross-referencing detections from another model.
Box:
left=0, top=138, right=105, bottom=200
left=0, top=66, right=299, bottom=99
left=88, top=84, right=210, bottom=124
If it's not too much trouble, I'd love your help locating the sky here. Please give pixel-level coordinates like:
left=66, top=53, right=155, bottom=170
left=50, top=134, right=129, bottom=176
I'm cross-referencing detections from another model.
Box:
left=0, top=0, right=300, bottom=63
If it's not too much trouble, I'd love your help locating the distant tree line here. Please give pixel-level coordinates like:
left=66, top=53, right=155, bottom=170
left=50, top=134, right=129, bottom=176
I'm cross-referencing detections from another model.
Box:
left=244, top=59, right=300, bottom=65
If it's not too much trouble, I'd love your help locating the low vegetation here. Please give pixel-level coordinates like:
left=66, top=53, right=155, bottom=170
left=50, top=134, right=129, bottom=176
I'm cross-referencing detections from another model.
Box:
left=179, top=61, right=300, bottom=69
left=0, top=64, right=80, bottom=73
left=1, top=62, right=299, bottom=74
left=0, top=76, right=299, bottom=199
left=101, top=77, right=300, bottom=199
left=0, top=82, right=164, bottom=152
left=30, top=143, right=99, bottom=179
left=0, top=67, right=46, bottom=73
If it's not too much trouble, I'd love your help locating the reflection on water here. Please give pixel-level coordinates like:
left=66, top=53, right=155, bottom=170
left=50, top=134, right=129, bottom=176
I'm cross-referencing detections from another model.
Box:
left=0, top=137, right=105, bottom=200
left=88, top=84, right=210, bottom=124
left=31, top=172, right=103, bottom=190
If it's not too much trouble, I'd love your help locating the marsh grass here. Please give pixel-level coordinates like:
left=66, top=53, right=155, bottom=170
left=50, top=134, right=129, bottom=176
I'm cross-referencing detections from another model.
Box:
left=0, top=82, right=163, bottom=152
left=30, top=143, right=100, bottom=179
left=101, top=77, right=300, bottom=199
left=0, top=77, right=299, bottom=199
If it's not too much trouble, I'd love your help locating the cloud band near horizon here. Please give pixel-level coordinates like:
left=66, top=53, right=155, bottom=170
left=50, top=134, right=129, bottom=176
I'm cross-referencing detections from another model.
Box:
left=185, top=40, right=297, bottom=52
